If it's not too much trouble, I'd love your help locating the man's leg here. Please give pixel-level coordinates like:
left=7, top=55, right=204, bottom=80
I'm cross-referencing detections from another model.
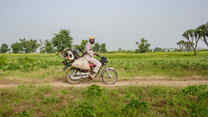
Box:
left=88, top=57, right=101, bottom=79
left=91, top=58, right=102, bottom=73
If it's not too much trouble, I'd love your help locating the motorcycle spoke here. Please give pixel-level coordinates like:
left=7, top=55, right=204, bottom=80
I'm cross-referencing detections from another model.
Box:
left=102, top=68, right=118, bottom=84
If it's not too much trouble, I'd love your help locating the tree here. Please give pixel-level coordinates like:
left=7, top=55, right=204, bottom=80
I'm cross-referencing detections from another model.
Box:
left=42, top=40, right=56, bottom=53
left=177, top=40, right=185, bottom=51
left=197, top=23, right=208, bottom=46
left=153, top=47, right=163, bottom=52
left=136, top=38, right=151, bottom=53
left=93, top=43, right=100, bottom=52
left=118, top=48, right=122, bottom=52
left=182, top=29, right=202, bottom=56
left=100, top=43, right=107, bottom=53
left=74, top=40, right=88, bottom=53
left=19, top=38, right=40, bottom=53
left=11, top=42, right=23, bottom=53
left=177, top=40, right=193, bottom=51
left=52, top=29, right=73, bottom=52
left=11, top=38, right=40, bottom=53
left=0, top=43, right=10, bottom=53
left=183, top=41, right=193, bottom=51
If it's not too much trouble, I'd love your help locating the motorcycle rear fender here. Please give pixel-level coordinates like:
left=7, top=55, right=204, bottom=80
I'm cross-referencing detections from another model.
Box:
left=63, top=65, right=71, bottom=71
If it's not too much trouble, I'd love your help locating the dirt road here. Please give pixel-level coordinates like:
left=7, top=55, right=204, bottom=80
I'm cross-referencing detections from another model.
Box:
left=0, top=79, right=208, bottom=88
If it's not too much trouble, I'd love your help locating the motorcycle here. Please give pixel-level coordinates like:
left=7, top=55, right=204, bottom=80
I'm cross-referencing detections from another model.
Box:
left=62, top=49, right=118, bottom=84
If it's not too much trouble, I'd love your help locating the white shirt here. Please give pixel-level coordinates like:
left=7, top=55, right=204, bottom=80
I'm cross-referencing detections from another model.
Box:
left=85, top=42, right=94, bottom=57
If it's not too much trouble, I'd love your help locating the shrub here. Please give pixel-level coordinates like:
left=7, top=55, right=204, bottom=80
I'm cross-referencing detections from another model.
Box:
left=17, top=111, right=32, bottom=117
left=182, top=85, right=208, bottom=96
left=122, top=98, right=150, bottom=116
left=75, top=102, right=96, bottom=117
left=189, top=102, right=208, bottom=117
left=83, top=85, right=103, bottom=98
left=198, top=91, right=208, bottom=101
left=41, top=96, right=60, bottom=104
left=0, top=56, right=8, bottom=70
left=182, top=86, right=200, bottom=95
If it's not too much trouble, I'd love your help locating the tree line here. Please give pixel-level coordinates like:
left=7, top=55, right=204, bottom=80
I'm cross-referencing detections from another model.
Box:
left=0, top=29, right=108, bottom=54
left=130, top=22, right=208, bottom=55
left=1, top=22, right=207, bottom=55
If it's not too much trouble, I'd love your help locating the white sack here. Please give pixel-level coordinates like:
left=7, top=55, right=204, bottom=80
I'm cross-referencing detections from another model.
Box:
left=72, top=57, right=90, bottom=70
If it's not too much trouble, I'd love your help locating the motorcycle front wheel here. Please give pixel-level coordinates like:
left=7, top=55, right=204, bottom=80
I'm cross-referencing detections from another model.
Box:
left=65, top=68, right=81, bottom=84
left=101, top=67, right=118, bottom=85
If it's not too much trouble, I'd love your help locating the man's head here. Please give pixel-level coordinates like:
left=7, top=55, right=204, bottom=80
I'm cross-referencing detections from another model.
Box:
left=89, top=36, right=95, bottom=44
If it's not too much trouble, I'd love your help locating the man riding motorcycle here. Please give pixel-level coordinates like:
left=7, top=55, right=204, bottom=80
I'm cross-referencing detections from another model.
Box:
left=61, top=35, right=118, bottom=84
left=84, top=36, right=102, bottom=79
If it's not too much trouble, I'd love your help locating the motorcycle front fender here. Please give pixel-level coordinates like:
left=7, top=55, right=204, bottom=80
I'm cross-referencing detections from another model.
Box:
left=101, top=67, right=115, bottom=78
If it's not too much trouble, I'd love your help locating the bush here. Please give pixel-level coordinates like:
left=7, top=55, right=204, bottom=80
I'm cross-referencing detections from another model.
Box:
left=122, top=98, right=150, bottom=116
left=41, top=96, right=60, bottom=104
left=189, top=102, right=208, bottom=117
left=182, top=85, right=208, bottom=96
left=75, top=102, right=96, bottom=117
left=83, top=85, right=103, bottom=98
left=182, top=86, right=201, bottom=95
left=17, top=111, right=32, bottom=117
left=0, top=56, right=8, bottom=70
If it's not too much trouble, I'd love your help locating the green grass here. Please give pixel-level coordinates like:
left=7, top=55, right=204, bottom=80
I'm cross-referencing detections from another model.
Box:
left=0, top=85, right=208, bottom=117
left=106, top=51, right=208, bottom=77
left=0, top=51, right=208, bottom=80
left=1, top=52, right=207, bottom=117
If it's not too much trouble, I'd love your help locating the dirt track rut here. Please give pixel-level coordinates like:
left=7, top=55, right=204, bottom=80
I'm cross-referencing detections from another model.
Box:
left=1, top=79, right=208, bottom=88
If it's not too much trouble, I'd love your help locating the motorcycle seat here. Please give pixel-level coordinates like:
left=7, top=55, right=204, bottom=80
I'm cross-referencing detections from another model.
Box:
left=89, top=62, right=96, bottom=68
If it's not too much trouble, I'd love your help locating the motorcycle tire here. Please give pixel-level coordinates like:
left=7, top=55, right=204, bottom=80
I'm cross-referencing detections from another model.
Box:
left=101, top=67, right=118, bottom=85
left=65, top=69, right=81, bottom=84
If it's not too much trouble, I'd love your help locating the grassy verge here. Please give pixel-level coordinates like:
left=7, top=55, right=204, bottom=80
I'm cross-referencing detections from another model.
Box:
left=0, top=85, right=208, bottom=117
left=0, top=51, right=208, bottom=80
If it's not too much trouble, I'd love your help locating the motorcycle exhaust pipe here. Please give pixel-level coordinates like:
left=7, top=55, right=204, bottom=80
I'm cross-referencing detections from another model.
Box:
left=71, top=74, right=89, bottom=80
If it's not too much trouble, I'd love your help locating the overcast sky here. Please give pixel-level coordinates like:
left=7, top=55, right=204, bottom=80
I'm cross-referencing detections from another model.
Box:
left=0, top=0, right=208, bottom=50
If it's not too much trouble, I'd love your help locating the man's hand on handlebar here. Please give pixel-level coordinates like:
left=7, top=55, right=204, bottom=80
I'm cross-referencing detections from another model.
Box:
left=95, top=53, right=101, bottom=57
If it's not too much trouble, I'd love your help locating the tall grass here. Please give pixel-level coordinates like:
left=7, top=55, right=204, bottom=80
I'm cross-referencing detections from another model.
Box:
left=0, top=85, right=208, bottom=117
left=0, top=51, right=208, bottom=77
left=0, top=54, right=62, bottom=72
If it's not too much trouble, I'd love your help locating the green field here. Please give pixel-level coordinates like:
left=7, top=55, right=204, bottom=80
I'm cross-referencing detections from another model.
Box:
left=0, top=51, right=208, bottom=81
left=0, top=85, right=208, bottom=117
left=0, top=52, right=208, bottom=117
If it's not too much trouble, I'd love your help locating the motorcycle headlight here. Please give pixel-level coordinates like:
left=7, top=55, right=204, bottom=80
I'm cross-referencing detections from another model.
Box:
left=100, top=56, right=108, bottom=64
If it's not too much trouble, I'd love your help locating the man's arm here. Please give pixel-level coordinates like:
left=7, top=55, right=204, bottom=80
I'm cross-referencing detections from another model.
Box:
left=94, top=53, right=101, bottom=57
left=85, top=43, right=95, bottom=57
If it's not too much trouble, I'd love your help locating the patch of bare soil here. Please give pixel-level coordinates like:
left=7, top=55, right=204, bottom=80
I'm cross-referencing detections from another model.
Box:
left=1, top=78, right=208, bottom=88
left=47, top=79, right=208, bottom=87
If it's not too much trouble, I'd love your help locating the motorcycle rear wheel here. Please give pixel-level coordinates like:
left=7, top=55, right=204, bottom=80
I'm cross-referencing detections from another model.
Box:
left=65, top=69, right=81, bottom=84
